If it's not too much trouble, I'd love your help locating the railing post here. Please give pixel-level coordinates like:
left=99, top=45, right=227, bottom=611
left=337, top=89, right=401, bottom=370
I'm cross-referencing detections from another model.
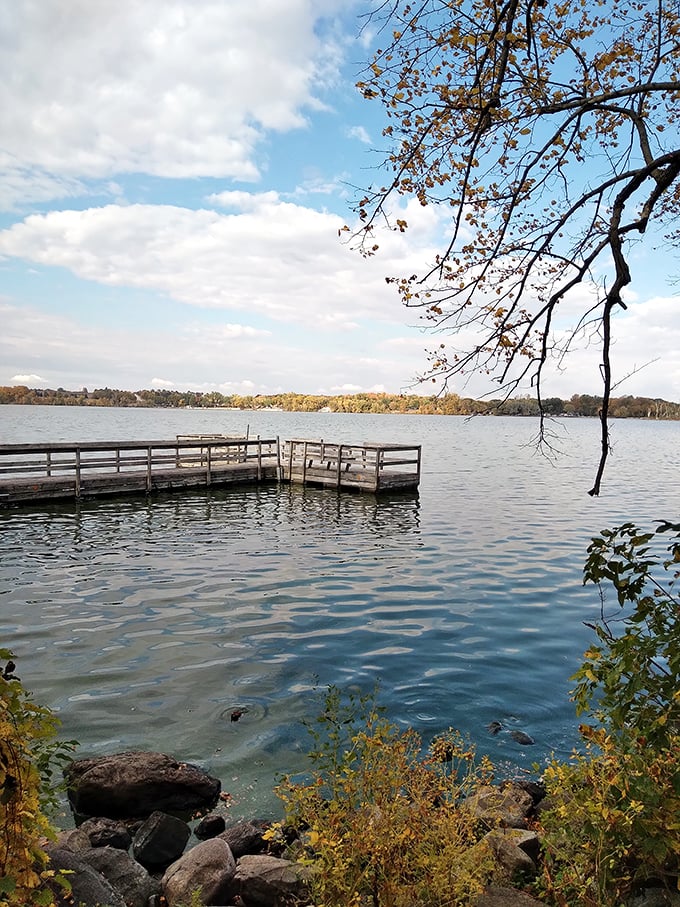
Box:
left=146, top=447, right=152, bottom=493
left=336, top=444, right=343, bottom=488
left=375, top=446, right=381, bottom=491
left=75, top=448, right=81, bottom=498
left=206, top=444, right=212, bottom=486
left=302, top=441, right=308, bottom=484
left=116, top=448, right=121, bottom=472
left=257, top=440, right=262, bottom=481
left=287, top=441, right=294, bottom=482
left=46, top=451, right=52, bottom=477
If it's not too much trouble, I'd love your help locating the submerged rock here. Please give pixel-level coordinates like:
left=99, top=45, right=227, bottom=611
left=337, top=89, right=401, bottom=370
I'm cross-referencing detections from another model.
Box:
left=509, top=730, right=535, bottom=746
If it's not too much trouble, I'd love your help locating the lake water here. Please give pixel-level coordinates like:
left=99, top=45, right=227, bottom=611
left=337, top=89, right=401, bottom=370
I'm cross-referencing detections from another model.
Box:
left=1, top=405, right=678, bottom=823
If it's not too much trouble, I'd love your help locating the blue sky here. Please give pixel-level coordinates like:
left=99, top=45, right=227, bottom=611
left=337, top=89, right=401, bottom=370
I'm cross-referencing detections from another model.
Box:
left=1, top=0, right=679, bottom=400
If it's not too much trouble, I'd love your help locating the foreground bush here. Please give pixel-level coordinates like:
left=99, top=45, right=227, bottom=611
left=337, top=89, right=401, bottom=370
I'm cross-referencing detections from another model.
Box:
left=537, top=521, right=680, bottom=906
left=0, top=650, right=74, bottom=906
left=269, top=687, right=497, bottom=907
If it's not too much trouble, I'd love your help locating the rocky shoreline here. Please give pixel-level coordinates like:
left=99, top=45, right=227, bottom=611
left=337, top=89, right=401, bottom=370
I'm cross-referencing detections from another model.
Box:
left=46, top=749, right=676, bottom=907
left=42, top=748, right=549, bottom=907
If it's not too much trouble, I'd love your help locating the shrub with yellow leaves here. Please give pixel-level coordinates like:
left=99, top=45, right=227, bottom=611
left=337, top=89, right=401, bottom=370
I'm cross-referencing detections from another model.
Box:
left=268, top=686, right=496, bottom=907
left=0, top=649, right=75, bottom=906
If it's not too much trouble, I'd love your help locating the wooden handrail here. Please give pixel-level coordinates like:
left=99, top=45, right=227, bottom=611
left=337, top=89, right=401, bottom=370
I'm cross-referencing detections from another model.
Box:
left=0, top=438, right=280, bottom=481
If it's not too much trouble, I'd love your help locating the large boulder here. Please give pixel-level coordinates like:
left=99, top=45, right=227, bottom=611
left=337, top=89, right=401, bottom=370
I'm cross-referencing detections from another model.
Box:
left=132, top=810, right=191, bottom=868
left=64, top=751, right=221, bottom=820
left=232, top=854, right=311, bottom=907
left=482, top=828, right=539, bottom=882
left=79, top=845, right=160, bottom=907
left=44, top=844, right=126, bottom=907
left=79, top=816, right=132, bottom=850
left=464, top=782, right=534, bottom=829
left=162, top=837, right=236, bottom=907
left=218, top=819, right=269, bottom=857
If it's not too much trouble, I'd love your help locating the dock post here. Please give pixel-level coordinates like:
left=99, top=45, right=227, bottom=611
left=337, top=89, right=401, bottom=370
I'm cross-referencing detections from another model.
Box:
left=374, top=446, right=381, bottom=492
left=74, top=448, right=81, bottom=498
left=287, top=441, right=293, bottom=483
left=257, top=440, right=262, bottom=481
left=146, top=447, right=152, bottom=493
left=302, top=441, right=308, bottom=484
left=206, top=445, right=212, bottom=486
left=336, top=445, right=343, bottom=488
left=46, top=451, right=52, bottom=478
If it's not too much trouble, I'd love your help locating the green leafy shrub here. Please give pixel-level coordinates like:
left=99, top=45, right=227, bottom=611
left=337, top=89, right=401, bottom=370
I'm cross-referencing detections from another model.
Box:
left=0, top=649, right=75, bottom=906
left=537, top=522, right=680, bottom=906
left=268, top=686, right=496, bottom=907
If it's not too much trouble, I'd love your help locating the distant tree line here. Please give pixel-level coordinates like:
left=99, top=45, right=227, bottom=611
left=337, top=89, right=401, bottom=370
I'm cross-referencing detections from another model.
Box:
left=1, top=385, right=679, bottom=419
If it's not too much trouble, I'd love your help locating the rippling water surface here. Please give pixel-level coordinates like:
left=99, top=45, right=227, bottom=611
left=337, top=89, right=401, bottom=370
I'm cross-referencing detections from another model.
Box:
left=1, top=406, right=678, bottom=821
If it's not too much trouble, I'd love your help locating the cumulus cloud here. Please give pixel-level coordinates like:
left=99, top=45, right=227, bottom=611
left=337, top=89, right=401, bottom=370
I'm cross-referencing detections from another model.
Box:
left=11, top=374, right=46, bottom=385
left=0, top=196, right=444, bottom=329
left=0, top=0, right=354, bottom=203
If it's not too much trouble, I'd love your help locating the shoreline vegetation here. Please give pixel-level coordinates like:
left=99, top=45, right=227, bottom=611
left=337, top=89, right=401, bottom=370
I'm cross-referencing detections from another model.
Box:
left=2, top=385, right=680, bottom=419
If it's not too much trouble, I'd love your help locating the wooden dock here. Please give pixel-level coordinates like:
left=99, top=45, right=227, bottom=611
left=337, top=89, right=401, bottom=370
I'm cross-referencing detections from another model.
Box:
left=0, top=437, right=421, bottom=505
left=280, top=439, right=421, bottom=492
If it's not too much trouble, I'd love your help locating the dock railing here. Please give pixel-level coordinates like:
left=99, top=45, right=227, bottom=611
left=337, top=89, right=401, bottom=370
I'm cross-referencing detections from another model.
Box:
left=281, top=439, right=421, bottom=491
left=0, top=437, right=280, bottom=497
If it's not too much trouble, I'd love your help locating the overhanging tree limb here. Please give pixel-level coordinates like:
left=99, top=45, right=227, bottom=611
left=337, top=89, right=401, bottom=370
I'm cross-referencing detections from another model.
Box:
left=353, top=0, right=680, bottom=494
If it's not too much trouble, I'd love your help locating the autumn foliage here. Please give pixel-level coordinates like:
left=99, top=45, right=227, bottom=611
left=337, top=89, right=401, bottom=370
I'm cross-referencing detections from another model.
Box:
left=354, top=0, right=680, bottom=493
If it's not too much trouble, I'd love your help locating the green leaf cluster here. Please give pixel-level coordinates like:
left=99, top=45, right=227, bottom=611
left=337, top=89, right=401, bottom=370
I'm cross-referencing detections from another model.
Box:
left=537, top=522, right=680, bottom=905
left=574, top=521, right=680, bottom=745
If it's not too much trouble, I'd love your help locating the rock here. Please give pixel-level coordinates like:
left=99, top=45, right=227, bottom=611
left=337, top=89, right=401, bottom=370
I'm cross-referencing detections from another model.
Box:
left=511, top=779, right=546, bottom=807
left=483, top=828, right=539, bottom=881
left=473, top=886, right=545, bottom=906
left=627, top=889, right=680, bottom=906
left=464, top=782, right=534, bottom=829
left=509, top=731, right=535, bottom=746
left=64, top=750, right=221, bottom=819
left=79, top=845, right=161, bottom=907
left=232, top=854, right=311, bottom=907
left=195, top=813, right=227, bottom=840
left=44, top=844, right=126, bottom=907
left=80, top=816, right=132, bottom=849
left=54, top=826, right=92, bottom=852
left=219, top=819, right=269, bottom=857
left=133, top=810, right=191, bottom=868
left=162, top=837, right=236, bottom=907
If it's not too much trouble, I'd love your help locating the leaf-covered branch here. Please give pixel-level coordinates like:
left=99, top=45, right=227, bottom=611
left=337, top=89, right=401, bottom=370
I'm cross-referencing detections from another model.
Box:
left=354, top=0, right=680, bottom=493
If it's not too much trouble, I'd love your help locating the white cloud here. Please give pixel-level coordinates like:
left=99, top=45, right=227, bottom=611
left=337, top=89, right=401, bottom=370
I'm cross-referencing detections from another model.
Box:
left=347, top=125, right=371, bottom=144
left=11, top=374, right=47, bottom=386
left=0, top=0, right=354, bottom=204
left=0, top=197, right=444, bottom=330
left=151, top=378, right=175, bottom=388
left=332, top=383, right=363, bottom=392
left=207, top=191, right=281, bottom=210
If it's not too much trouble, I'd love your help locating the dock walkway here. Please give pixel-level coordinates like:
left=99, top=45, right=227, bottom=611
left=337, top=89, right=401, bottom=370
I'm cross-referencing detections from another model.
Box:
left=0, top=437, right=421, bottom=505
